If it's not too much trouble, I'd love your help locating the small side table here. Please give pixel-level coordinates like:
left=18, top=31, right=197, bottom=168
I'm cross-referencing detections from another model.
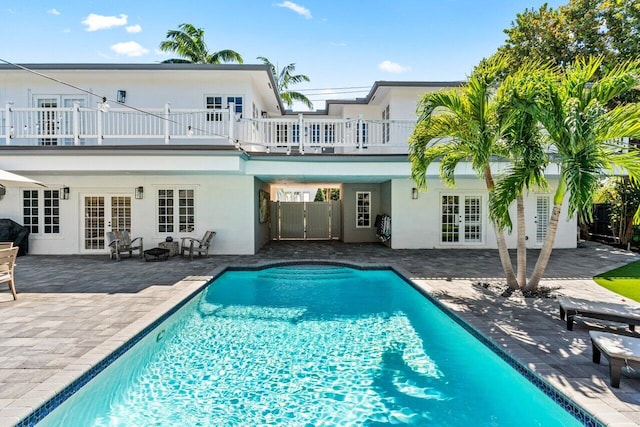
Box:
left=144, top=247, right=170, bottom=262
left=159, top=241, right=180, bottom=256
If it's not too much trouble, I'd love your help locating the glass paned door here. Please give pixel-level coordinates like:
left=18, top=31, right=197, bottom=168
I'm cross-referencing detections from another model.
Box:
left=63, top=97, right=85, bottom=145
left=441, top=195, right=459, bottom=243
left=82, top=195, right=132, bottom=252
left=464, top=196, right=482, bottom=242
left=441, top=195, right=483, bottom=244
left=37, top=98, right=58, bottom=146
left=536, top=196, right=550, bottom=244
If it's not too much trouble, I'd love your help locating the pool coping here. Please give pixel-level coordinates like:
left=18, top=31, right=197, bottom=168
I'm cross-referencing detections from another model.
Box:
left=16, top=261, right=603, bottom=426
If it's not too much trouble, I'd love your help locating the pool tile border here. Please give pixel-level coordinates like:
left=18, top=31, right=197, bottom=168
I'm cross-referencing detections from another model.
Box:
left=17, top=261, right=603, bottom=426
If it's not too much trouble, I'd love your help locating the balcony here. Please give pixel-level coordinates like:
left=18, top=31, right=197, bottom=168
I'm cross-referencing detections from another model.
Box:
left=1, top=103, right=416, bottom=155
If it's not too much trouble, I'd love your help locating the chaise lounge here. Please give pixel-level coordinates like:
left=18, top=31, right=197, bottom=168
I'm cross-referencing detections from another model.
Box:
left=558, top=296, right=640, bottom=331
left=590, top=331, right=640, bottom=388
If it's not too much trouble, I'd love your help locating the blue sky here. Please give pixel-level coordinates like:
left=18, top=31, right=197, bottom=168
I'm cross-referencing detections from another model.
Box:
left=1, top=0, right=566, bottom=108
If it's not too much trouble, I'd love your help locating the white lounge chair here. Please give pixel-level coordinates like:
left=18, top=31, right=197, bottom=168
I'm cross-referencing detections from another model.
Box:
left=558, top=296, right=640, bottom=331
left=590, top=331, right=640, bottom=388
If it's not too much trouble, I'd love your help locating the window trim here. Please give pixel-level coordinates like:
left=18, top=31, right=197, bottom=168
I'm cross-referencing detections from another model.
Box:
left=356, top=191, right=372, bottom=229
left=156, top=187, right=196, bottom=235
left=23, top=189, right=62, bottom=236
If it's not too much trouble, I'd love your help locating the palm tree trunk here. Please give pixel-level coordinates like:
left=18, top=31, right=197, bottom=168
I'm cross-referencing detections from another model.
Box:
left=526, top=176, right=567, bottom=291
left=516, top=194, right=526, bottom=288
left=484, top=166, right=518, bottom=288
left=525, top=203, right=562, bottom=291
left=496, top=230, right=518, bottom=288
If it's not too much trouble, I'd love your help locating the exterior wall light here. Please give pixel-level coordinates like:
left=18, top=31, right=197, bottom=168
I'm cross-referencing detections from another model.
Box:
left=135, top=186, right=144, bottom=199
left=412, top=187, right=418, bottom=199
left=61, top=186, right=70, bottom=200
left=117, top=90, right=126, bottom=103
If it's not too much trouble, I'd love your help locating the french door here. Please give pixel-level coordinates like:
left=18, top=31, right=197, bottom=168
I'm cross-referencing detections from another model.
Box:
left=82, top=195, right=132, bottom=253
left=37, top=98, right=58, bottom=145
left=440, top=195, right=483, bottom=244
left=35, top=96, right=87, bottom=145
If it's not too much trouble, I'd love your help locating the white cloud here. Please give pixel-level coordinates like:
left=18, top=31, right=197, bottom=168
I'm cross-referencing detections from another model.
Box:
left=48, top=8, right=60, bottom=15
left=126, top=24, right=142, bottom=34
left=378, top=60, right=410, bottom=73
left=82, top=13, right=127, bottom=31
left=110, top=41, right=149, bottom=57
left=276, top=1, right=312, bottom=19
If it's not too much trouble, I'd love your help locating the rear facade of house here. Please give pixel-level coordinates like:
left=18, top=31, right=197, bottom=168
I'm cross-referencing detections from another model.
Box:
left=0, top=63, right=577, bottom=255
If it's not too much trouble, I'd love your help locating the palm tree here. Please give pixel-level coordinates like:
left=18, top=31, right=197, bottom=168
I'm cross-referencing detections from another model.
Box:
left=520, top=57, right=640, bottom=290
left=408, top=55, right=518, bottom=288
left=159, top=23, right=243, bottom=64
left=258, top=57, right=312, bottom=110
left=490, top=61, right=553, bottom=288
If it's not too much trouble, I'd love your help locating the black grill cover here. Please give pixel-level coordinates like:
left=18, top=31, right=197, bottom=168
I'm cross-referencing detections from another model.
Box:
left=0, top=218, right=29, bottom=256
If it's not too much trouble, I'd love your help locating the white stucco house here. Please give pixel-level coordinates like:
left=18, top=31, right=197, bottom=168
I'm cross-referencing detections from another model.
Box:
left=0, top=63, right=576, bottom=255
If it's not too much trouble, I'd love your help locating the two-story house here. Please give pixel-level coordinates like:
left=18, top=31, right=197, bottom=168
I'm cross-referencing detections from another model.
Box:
left=0, top=63, right=576, bottom=255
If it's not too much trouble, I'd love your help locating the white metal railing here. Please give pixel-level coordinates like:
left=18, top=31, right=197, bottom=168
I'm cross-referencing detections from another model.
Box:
left=236, top=115, right=416, bottom=153
left=1, top=104, right=416, bottom=153
left=2, top=102, right=232, bottom=146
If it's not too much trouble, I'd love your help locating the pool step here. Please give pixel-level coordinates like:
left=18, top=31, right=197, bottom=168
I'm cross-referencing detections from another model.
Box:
left=258, top=266, right=357, bottom=282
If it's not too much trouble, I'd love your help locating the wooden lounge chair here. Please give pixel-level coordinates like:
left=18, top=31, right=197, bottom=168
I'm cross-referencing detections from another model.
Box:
left=0, top=246, right=19, bottom=300
left=106, top=230, right=144, bottom=261
left=181, top=231, right=215, bottom=260
left=0, top=242, right=13, bottom=250
left=558, top=296, right=640, bottom=331
left=590, top=331, right=640, bottom=388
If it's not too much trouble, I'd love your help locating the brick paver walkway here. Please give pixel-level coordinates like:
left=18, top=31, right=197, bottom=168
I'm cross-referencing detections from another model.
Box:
left=1, top=241, right=639, bottom=426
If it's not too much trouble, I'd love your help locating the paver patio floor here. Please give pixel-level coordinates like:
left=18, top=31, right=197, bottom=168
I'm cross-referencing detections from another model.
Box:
left=1, top=241, right=640, bottom=426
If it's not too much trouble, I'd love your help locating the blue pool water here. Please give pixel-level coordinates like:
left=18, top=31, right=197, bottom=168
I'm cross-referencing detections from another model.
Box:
left=38, top=266, right=587, bottom=426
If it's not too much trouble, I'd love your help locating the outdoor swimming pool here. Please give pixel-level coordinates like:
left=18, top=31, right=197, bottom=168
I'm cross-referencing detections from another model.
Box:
left=34, top=265, right=593, bottom=426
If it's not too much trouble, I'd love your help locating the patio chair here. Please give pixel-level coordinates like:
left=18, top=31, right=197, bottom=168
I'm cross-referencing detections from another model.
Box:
left=0, top=242, right=13, bottom=250
left=0, top=246, right=18, bottom=300
left=181, top=231, right=216, bottom=260
left=106, top=230, right=144, bottom=261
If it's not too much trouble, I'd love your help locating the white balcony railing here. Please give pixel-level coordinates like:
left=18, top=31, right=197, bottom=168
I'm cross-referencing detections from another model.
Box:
left=2, top=103, right=416, bottom=154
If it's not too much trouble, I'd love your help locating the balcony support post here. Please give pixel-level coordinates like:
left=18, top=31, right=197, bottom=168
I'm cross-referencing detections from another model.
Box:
left=164, top=102, right=170, bottom=144
left=228, top=102, right=235, bottom=145
left=358, top=114, right=363, bottom=152
left=73, top=102, right=80, bottom=145
left=96, top=105, right=103, bottom=145
left=5, top=103, right=12, bottom=145
left=298, top=113, right=304, bottom=153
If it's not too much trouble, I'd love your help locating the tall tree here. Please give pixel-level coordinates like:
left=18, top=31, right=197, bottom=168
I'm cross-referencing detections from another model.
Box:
left=258, top=57, right=312, bottom=110
left=500, top=0, right=640, bottom=70
left=159, top=23, right=243, bottom=64
left=514, top=57, right=640, bottom=290
left=409, top=55, right=518, bottom=288
left=491, top=60, right=553, bottom=288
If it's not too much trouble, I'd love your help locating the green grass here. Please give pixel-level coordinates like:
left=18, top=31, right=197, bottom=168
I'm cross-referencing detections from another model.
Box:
left=593, top=260, right=640, bottom=302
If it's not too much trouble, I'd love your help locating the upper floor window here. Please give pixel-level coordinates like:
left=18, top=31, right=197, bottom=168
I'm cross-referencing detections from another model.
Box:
left=206, top=95, right=243, bottom=121
left=382, top=105, right=390, bottom=144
